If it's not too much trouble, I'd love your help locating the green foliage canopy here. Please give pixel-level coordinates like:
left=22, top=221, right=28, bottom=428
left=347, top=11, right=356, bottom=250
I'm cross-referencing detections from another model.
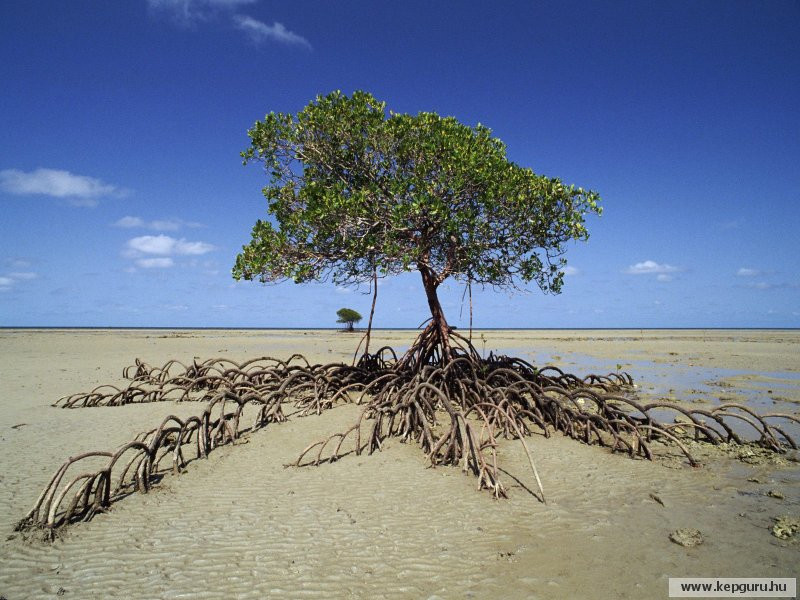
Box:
left=233, top=91, right=601, bottom=298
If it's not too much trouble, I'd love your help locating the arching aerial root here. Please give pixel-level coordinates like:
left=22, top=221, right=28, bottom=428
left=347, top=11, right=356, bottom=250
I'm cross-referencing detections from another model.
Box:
left=17, top=347, right=798, bottom=536
left=55, top=355, right=323, bottom=408
left=17, top=389, right=287, bottom=539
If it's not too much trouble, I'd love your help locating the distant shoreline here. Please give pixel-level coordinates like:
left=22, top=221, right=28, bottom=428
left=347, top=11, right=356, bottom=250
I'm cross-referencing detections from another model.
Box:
left=1, top=326, right=798, bottom=332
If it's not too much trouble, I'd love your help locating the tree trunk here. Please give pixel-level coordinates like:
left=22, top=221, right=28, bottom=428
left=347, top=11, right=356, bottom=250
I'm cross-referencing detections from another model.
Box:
left=363, top=267, right=378, bottom=354
left=420, top=267, right=452, bottom=361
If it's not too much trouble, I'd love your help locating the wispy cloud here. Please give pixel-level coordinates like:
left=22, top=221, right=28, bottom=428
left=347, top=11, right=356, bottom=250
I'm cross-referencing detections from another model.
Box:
left=0, top=168, right=127, bottom=206
left=3, top=258, right=32, bottom=269
left=233, top=15, right=311, bottom=49
left=0, top=270, right=38, bottom=291
left=136, top=257, right=175, bottom=268
left=126, top=234, right=214, bottom=256
left=8, top=272, right=37, bottom=280
left=163, top=303, right=189, bottom=311
left=115, top=216, right=146, bottom=228
left=151, top=218, right=203, bottom=231
left=174, top=240, right=215, bottom=255
left=148, top=0, right=255, bottom=25
left=562, top=265, right=579, bottom=276
left=656, top=274, right=673, bottom=282
left=114, top=216, right=203, bottom=231
left=741, top=281, right=799, bottom=291
left=625, top=260, right=680, bottom=275
left=146, top=1, right=311, bottom=50
left=736, top=267, right=760, bottom=277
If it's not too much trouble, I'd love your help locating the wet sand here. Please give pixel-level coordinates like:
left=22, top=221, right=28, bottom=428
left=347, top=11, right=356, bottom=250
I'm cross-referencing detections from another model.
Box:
left=0, top=329, right=798, bottom=599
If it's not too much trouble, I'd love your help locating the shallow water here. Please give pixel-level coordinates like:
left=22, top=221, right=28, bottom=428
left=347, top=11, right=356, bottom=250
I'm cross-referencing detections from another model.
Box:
left=486, top=347, right=800, bottom=443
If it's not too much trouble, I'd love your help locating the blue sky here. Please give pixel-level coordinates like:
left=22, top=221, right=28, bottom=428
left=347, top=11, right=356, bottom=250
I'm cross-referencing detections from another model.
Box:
left=1, top=0, right=798, bottom=328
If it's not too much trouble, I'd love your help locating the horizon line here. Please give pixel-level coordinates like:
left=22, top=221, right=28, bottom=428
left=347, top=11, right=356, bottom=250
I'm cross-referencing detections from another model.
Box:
left=1, top=326, right=798, bottom=331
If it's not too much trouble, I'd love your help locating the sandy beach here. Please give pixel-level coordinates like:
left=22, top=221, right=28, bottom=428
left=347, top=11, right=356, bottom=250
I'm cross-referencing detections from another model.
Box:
left=0, top=328, right=798, bottom=599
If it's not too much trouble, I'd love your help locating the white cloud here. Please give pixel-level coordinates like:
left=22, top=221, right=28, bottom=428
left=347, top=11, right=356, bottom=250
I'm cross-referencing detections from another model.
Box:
left=233, top=15, right=311, bottom=48
left=625, top=260, right=680, bottom=275
left=736, top=267, right=760, bottom=277
left=114, top=216, right=146, bottom=228
left=114, top=216, right=203, bottom=231
left=148, top=0, right=255, bottom=24
left=562, top=265, right=579, bottom=276
left=656, top=274, right=673, bottom=282
left=175, top=239, right=215, bottom=255
left=136, top=257, right=175, bottom=268
left=0, top=270, right=38, bottom=290
left=126, top=235, right=214, bottom=256
left=149, top=219, right=183, bottom=231
left=0, top=168, right=126, bottom=206
left=128, top=235, right=176, bottom=255
left=147, top=1, right=311, bottom=52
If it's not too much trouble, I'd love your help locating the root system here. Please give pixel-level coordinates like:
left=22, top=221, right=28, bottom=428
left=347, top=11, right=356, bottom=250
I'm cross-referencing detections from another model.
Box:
left=17, top=334, right=798, bottom=536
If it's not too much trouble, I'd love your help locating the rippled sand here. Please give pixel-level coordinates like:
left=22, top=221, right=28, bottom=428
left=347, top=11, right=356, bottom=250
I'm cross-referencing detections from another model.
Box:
left=0, top=329, right=797, bottom=599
